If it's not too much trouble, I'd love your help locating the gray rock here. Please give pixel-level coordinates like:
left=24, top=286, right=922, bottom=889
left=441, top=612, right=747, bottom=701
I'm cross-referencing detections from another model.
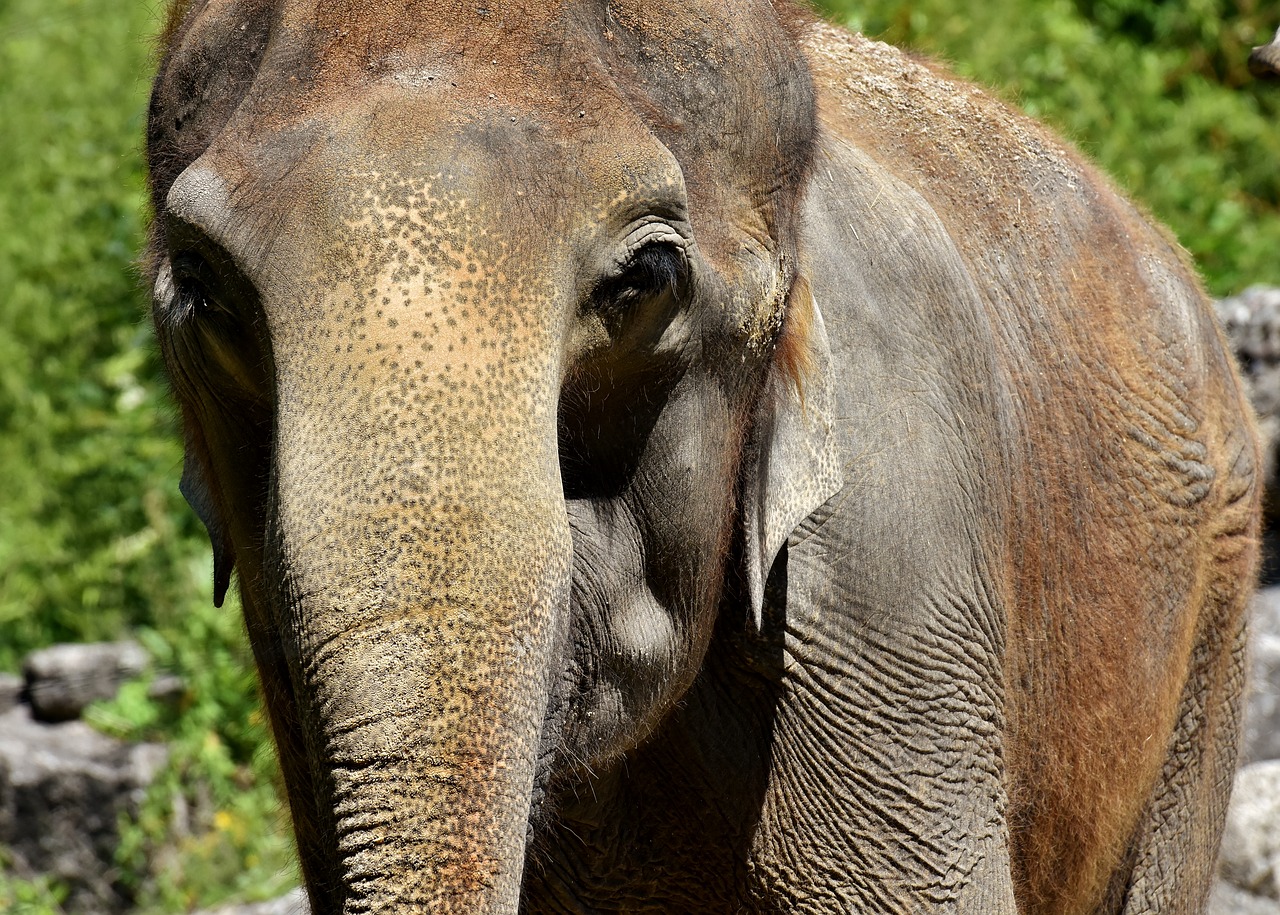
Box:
left=1247, top=635, right=1280, bottom=765
left=1217, top=287, right=1280, bottom=366
left=23, top=641, right=149, bottom=723
left=1258, top=588, right=1280, bottom=640
left=0, top=673, right=23, bottom=714
left=1208, top=880, right=1280, bottom=915
left=1217, top=288, right=1280, bottom=514
left=146, top=673, right=186, bottom=704
left=1220, top=760, right=1280, bottom=899
left=1245, top=587, right=1280, bottom=764
left=199, top=887, right=310, bottom=915
left=0, top=705, right=167, bottom=913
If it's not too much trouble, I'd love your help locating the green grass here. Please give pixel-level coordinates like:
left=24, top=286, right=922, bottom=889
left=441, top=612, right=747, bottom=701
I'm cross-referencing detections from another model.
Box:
left=0, top=849, right=68, bottom=915
left=0, top=0, right=1276, bottom=909
left=0, top=0, right=181, bottom=663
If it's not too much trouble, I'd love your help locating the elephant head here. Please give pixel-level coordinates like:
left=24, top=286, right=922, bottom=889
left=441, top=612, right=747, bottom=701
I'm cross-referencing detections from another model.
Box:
left=146, top=1, right=840, bottom=910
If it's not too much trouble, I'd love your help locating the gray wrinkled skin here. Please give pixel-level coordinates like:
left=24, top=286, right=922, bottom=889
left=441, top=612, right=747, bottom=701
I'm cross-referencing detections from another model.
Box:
left=146, top=2, right=1260, bottom=913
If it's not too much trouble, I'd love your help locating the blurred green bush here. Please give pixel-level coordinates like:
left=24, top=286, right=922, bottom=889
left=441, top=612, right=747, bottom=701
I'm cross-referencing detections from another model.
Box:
left=0, top=0, right=1276, bottom=910
left=824, top=0, right=1280, bottom=293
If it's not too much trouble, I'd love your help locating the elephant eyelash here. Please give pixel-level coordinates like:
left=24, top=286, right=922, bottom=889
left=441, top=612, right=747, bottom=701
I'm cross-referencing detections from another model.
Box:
left=170, top=256, right=237, bottom=325
left=596, top=241, right=688, bottom=308
left=162, top=254, right=269, bottom=399
left=173, top=278, right=210, bottom=321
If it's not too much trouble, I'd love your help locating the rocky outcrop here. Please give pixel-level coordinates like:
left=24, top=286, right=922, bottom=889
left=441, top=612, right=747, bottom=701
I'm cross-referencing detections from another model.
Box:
left=1217, top=287, right=1280, bottom=513
left=0, top=707, right=166, bottom=913
left=1210, top=881, right=1280, bottom=915
left=0, top=673, right=23, bottom=714
left=1248, top=589, right=1280, bottom=765
left=23, top=641, right=149, bottom=724
left=1215, top=761, right=1280, bottom=913
left=198, top=887, right=310, bottom=915
left=0, top=642, right=167, bottom=914
left=1212, top=586, right=1280, bottom=912
left=1217, top=287, right=1280, bottom=583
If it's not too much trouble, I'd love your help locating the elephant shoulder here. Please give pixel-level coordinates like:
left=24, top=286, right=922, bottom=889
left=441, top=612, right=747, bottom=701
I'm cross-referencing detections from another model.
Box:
left=799, top=22, right=1099, bottom=238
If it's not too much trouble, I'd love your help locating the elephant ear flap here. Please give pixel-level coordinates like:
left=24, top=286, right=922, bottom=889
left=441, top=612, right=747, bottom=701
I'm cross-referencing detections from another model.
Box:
left=180, top=450, right=235, bottom=608
left=741, top=286, right=844, bottom=629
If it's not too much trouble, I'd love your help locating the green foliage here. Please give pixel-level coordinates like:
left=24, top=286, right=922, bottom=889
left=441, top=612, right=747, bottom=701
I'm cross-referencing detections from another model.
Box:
left=819, top=0, right=1280, bottom=295
left=0, top=0, right=193, bottom=665
left=0, top=850, right=68, bottom=915
left=1075, top=0, right=1268, bottom=86
left=0, top=1, right=296, bottom=907
left=87, top=627, right=297, bottom=912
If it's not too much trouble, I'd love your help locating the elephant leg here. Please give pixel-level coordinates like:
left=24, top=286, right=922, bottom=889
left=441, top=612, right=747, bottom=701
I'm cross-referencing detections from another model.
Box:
left=1112, top=583, right=1249, bottom=914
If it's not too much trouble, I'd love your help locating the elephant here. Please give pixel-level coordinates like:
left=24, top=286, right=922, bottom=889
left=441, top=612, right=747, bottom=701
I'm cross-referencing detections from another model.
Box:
left=1251, top=27, right=1280, bottom=79
left=144, top=0, right=1260, bottom=912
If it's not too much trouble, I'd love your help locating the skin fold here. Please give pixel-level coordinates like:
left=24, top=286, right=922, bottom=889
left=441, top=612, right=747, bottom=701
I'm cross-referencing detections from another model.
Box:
left=145, top=1, right=1260, bottom=912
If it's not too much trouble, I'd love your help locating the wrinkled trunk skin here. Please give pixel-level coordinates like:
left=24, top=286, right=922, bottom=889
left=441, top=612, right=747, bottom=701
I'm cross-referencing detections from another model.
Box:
left=264, top=318, right=571, bottom=914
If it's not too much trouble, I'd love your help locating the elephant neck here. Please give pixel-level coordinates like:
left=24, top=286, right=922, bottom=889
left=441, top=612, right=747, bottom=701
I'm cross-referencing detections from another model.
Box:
left=527, top=631, right=782, bottom=910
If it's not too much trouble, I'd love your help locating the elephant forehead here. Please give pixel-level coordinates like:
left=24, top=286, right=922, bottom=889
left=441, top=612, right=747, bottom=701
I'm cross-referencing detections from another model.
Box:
left=256, top=201, right=560, bottom=380
left=296, top=122, right=686, bottom=232
left=153, top=0, right=810, bottom=197
left=165, top=102, right=687, bottom=306
left=164, top=0, right=630, bottom=139
left=298, top=193, right=562, bottom=357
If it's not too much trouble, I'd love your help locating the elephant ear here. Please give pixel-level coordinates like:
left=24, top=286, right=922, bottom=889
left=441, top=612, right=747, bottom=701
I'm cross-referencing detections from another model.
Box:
left=741, top=286, right=844, bottom=627
left=180, top=441, right=235, bottom=608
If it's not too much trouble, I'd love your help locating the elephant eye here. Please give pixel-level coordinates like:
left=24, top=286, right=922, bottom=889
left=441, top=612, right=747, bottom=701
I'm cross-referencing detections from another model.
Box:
left=172, top=255, right=234, bottom=324
left=597, top=240, right=688, bottom=309
left=174, top=276, right=210, bottom=320
left=163, top=254, right=266, bottom=398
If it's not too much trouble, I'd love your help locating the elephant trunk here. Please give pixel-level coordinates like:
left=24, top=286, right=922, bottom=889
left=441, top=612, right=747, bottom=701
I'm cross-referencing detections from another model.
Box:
left=266, top=339, right=571, bottom=914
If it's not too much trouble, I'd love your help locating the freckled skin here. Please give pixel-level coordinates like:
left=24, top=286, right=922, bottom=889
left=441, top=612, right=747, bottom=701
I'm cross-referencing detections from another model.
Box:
left=147, top=2, right=1258, bottom=914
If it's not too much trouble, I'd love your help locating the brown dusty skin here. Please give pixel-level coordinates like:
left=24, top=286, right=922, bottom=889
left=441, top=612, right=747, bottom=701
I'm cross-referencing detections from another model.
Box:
left=804, top=25, right=1259, bottom=913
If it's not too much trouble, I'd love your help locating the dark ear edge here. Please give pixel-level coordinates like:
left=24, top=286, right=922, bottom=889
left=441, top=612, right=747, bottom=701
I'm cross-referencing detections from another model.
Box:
left=740, top=281, right=844, bottom=627
left=178, top=419, right=235, bottom=607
